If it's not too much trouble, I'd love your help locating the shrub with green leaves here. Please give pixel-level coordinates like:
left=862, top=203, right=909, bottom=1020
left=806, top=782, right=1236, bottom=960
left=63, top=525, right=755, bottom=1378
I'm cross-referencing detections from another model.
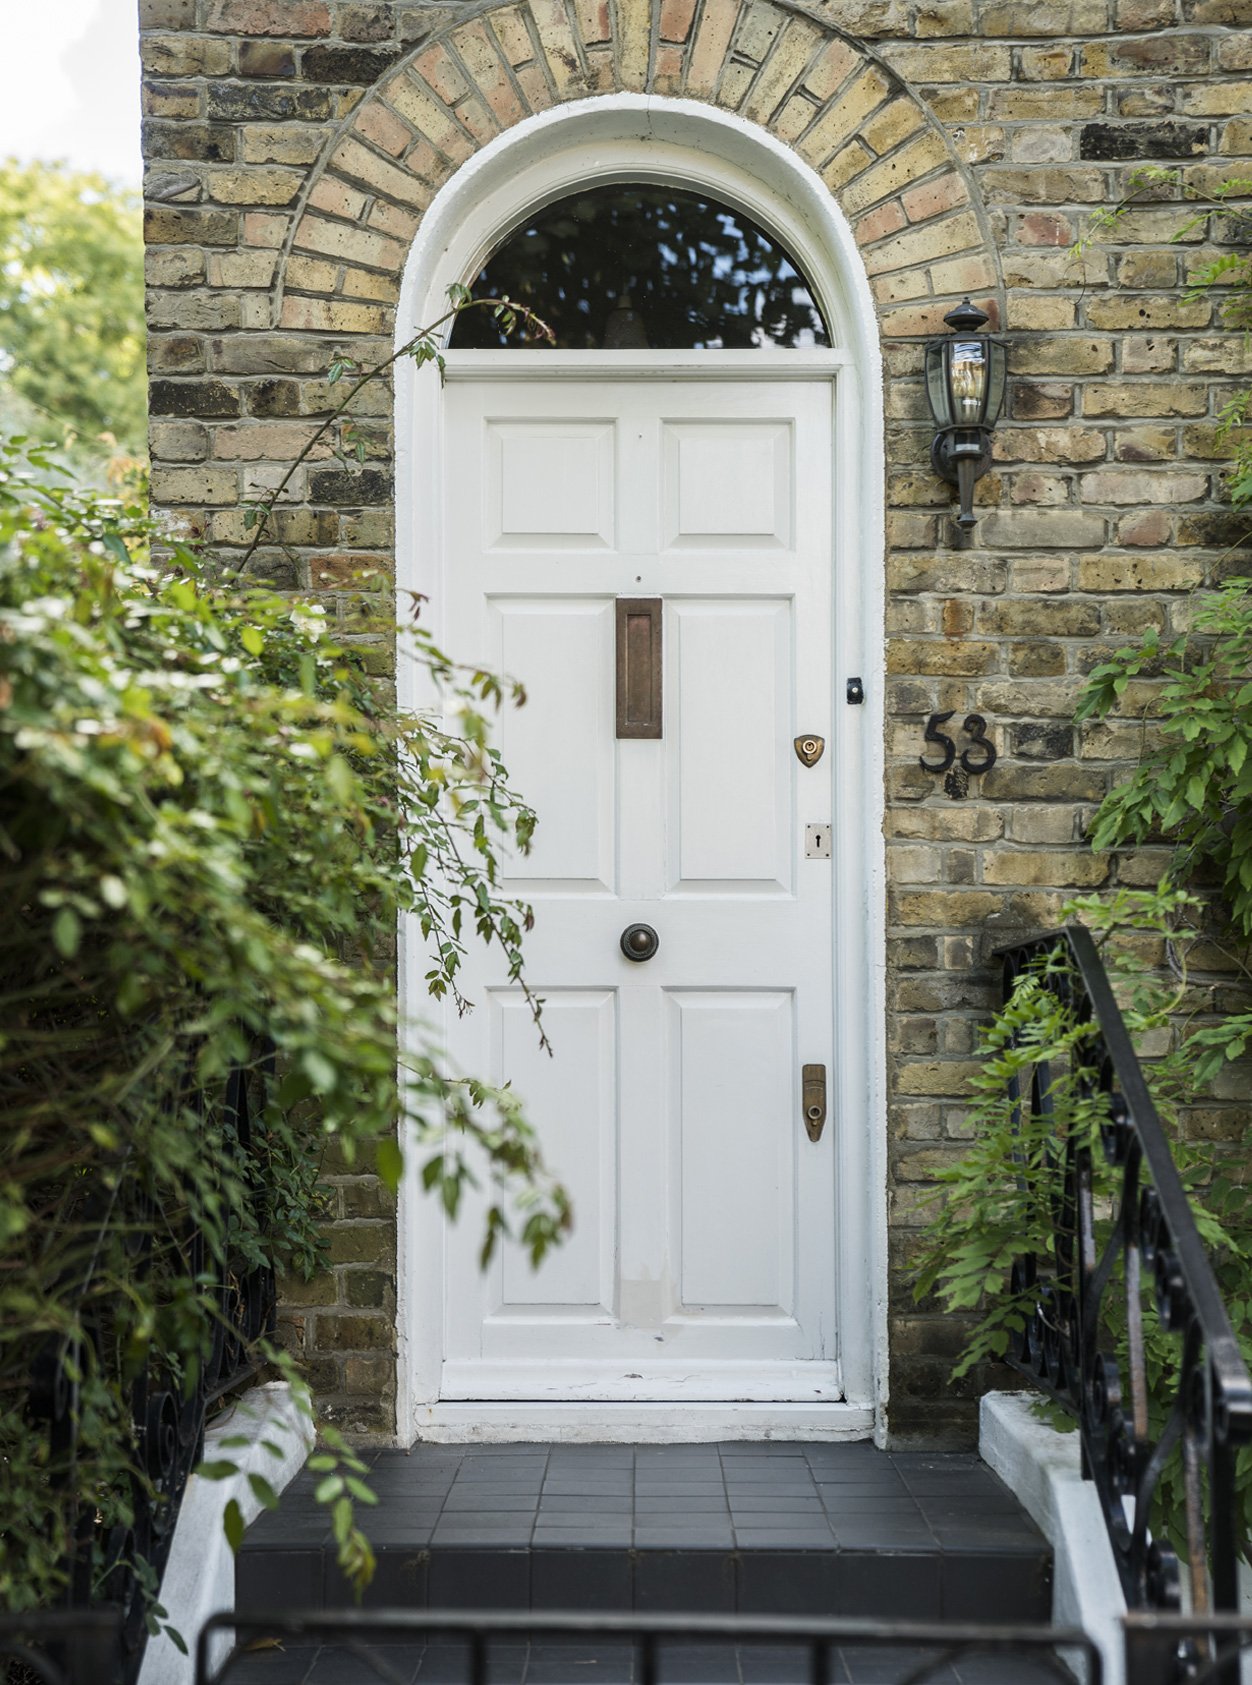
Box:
left=1078, top=576, right=1252, bottom=1081
left=0, top=436, right=569, bottom=1613
left=915, top=887, right=1252, bottom=1562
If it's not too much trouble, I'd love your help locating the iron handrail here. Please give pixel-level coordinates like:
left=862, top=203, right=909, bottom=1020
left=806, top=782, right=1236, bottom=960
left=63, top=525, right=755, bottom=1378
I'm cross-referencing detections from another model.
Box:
left=197, top=1609, right=1102, bottom=1685
left=996, top=925, right=1252, bottom=1642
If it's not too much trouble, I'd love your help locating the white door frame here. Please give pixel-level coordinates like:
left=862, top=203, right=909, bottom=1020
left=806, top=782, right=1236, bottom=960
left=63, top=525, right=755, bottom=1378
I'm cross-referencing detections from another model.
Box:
left=393, top=94, right=888, bottom=1446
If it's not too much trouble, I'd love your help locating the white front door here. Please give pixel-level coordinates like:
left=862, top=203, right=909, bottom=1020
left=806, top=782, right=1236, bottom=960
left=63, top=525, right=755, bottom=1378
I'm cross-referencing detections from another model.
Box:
left=437, top=365, right=839, bottom=1405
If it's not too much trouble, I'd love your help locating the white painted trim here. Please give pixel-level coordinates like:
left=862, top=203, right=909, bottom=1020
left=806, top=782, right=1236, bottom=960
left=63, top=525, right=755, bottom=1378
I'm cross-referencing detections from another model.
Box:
left=980, top=1392, right=1124, bottom=1685
left=395, top=93, right=888, bottom=1449
left=138, top=1383, right=314, bottom=1685
left=442, top=350, right=853, bottom=380
left=415, top=1401, right=875, bottom=1444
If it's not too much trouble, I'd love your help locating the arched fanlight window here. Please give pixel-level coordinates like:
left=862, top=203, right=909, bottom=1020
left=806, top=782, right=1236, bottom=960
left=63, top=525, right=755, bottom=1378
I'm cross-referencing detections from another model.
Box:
left=449, top=182, right=832, bottom=350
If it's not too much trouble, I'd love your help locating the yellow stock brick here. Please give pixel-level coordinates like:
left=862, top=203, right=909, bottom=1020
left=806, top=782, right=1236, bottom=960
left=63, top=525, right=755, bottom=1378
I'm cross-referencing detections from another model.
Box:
left=279, top=297, right=391, bottom=334
left=449, top=20, right=528, bottom=126
left=861, top=97, right=926, bottom=157
left=292, top=214, right=405, bottom=271
left=842, top=132, right=952, bottom=215
left=686, top=0, right=737, bottom=97
left=383, top=74, right=475, bottom=162
left=526, top=0, right=587, bottom=93
left=616, top=0, right=651, bottom=90
left=330, top=136, right=432, bottom=209
left=796, top=66, right=891, bottom=167
left=862, top=210, right=982, bottom=277
left=743, top=15, right=824, bottom=123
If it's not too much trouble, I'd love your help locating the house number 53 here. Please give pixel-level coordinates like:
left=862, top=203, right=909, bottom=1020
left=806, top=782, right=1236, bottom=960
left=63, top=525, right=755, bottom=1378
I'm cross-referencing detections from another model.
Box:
left=919, top=711, right=997, bottom=776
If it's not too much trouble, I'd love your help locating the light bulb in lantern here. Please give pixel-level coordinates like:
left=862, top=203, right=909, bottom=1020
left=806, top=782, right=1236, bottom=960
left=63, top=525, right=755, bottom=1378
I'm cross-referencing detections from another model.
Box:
left=949, top=341, right=987, bottom=424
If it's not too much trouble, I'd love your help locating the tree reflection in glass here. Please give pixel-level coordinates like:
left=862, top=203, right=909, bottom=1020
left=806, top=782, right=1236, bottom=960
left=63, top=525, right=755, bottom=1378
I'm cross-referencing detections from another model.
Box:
left=450, top=183, right=831, bottom=350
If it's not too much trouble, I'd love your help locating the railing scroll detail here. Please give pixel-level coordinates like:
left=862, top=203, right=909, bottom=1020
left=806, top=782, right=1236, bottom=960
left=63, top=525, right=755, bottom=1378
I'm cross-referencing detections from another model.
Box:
left=998, top=924, right=1252, bottom=1668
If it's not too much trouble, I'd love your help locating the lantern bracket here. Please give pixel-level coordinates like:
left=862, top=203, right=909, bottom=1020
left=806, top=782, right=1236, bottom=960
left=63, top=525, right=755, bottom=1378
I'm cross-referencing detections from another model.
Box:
left=924, top=297, right=1007, bottom=551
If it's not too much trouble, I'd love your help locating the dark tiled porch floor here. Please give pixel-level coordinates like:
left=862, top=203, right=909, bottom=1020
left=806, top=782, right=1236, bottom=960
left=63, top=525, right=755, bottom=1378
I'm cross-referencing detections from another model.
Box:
left=220, top=1634, right=1070, bottom=1685
left=240, top=1441, right=1050, bottom=1628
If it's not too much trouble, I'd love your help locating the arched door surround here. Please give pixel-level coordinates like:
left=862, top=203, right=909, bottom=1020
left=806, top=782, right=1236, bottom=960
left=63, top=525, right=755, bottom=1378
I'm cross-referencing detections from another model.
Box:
left=394, top=98, right=886, bottom=1444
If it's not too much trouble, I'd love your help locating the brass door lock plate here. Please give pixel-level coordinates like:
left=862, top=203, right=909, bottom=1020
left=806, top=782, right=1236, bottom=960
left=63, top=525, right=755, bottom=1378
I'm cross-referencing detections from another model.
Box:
left=794, top=735, right=825, bottom=767
left=802, top=1064, right=827, bottom=1142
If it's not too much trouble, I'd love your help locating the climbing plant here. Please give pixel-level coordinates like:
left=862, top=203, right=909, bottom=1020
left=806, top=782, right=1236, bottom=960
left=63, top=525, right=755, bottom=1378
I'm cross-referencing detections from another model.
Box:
left=0, top=427, right=569, bottom=1616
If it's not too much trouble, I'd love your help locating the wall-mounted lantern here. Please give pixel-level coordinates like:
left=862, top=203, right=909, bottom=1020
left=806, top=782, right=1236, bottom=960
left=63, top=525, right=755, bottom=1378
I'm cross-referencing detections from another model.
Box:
left=924, top=298, right=1007, bottom=550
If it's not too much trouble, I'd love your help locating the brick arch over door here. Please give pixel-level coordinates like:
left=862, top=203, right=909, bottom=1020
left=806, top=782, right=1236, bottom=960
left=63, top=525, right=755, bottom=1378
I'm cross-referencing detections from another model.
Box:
left=271, top=0, right=1003, bottom=344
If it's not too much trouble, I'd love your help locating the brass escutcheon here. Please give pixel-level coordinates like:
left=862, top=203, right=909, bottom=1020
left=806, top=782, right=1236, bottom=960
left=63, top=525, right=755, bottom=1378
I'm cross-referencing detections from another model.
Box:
left=794, top=735, right=825, bottom=768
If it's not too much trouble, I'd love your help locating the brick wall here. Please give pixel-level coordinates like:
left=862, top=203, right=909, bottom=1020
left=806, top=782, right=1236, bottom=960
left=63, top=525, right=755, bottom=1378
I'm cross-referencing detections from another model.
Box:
left=140, top=0, right=1251, bottom=1443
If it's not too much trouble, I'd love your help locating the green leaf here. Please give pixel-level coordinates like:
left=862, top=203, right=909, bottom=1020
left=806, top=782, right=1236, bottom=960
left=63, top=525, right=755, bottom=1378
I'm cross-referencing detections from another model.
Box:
left=52, top=907, right=81, bottom=958
left=376, top=1136, right=404, bottom=1193
left=195, top=1460, right=239, bottom=1482
left=223, top=1498, right=245, bottom=1554
left=248, top=1473, right=280, bottom=1510
left=241, top=625, right=265, bottom=656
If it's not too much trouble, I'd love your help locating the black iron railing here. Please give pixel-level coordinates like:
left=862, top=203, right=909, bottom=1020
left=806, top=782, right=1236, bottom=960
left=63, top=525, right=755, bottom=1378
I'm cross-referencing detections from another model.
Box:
left=998, top=925, right=1252, bottom=1635
left=24, top=1044, right=277, bottom=1685
left=197, top=1610, right=1103, bottom=1685
left=0, top=1613, right=121, bottom=1685
left=1125, top=1611, right=1252, bottom=1685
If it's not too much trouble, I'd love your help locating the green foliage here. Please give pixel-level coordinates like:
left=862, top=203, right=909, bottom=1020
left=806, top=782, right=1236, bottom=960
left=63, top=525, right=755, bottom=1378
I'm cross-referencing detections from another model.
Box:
left=1078, top=577, right=1252, bottom=1080
left=0, top=160, right=147, bottom=459
left=1080, top=580, right=1252, bottom=934
left=0, top=435, right=570, bottom=1611
left=915, top=886, right=1252, bottom=1562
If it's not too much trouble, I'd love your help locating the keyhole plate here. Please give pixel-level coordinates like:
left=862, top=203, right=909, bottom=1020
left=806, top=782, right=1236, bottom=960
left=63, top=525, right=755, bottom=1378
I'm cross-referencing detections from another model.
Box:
left=794, top=734, right=825, bottom=768
left=805, top=824, right=831, bottom=860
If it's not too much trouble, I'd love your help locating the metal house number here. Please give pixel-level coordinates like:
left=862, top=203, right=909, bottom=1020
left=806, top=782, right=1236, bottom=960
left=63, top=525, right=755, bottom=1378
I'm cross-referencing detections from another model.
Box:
left=919, top=711, right=997, bottom=792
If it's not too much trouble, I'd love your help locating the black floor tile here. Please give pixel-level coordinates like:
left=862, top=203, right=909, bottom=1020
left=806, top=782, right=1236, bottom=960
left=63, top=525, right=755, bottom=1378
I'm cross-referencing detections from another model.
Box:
left=523, top=1640, right=636, bottom=1684
left=635, top=1551, right=736, bottom=1613
left=838, top=1646, right=961, bottom=1684
left=303, top=1643, right=425, bottom=1684
left=324, top=1546, right=429, bottom=1611
left=952, top=1652, right=1068, bottom=1684
left=238, top=1549, right=325, bottom=1613
left=835, top=1552, right=942, bottom=1621
left=416, top=1642, right=528, bottom=1684
left=736, top=1550, right=838, bottom=1615
left=218, top=1643, right=322, bottom=1685
left=941, top=1550, right=1051, bottom=1623
left=652, top=1642, right=742, bottom=1683
left=426, top=1549, right=532, bottom=1609
left=531, top=1549, right=634, bottom=1612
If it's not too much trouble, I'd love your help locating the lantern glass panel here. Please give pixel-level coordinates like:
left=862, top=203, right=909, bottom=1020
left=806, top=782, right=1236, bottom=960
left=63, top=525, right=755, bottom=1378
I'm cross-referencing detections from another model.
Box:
left=948, top=339, right=988, bottom=425
left=925, top=340, right=952, bottom=427
left=985, top=341, right=1007, bottom=427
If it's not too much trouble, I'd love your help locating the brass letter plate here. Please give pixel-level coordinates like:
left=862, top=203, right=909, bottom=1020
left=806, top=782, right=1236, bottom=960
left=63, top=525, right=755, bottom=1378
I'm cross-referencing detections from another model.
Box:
left=616, top=598, right=662, bottom=739
left=802, top=1064, right=827, bottom=1143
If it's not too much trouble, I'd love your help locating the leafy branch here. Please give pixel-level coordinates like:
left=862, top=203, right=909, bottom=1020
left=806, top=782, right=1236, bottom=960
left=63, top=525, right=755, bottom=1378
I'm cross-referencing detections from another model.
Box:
left=233, top=287, right=552, bottom=577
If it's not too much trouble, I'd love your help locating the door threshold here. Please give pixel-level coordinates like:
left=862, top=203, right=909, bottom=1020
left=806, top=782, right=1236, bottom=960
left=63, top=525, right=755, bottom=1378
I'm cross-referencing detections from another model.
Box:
left=406, top=1401, right=874, bottom=1445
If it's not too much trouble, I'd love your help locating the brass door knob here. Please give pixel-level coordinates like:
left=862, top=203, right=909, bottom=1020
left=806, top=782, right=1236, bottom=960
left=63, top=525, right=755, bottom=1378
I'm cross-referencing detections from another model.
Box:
left=620, top=923, right=659, bottom=962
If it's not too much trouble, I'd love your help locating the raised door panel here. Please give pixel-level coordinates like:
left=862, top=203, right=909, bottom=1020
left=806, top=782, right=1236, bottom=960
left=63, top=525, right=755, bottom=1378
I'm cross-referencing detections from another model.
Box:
left=661, top=420, right=793, bottom=550
left=484, top=419, right=616, bottom=550
left=666, top=599, right=792, bottom=894
left=489, top=598, right=615, bottom=893
left=448, top=984, right=620, bottom=1354
left=668, top=990, right=796, bottom=1318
